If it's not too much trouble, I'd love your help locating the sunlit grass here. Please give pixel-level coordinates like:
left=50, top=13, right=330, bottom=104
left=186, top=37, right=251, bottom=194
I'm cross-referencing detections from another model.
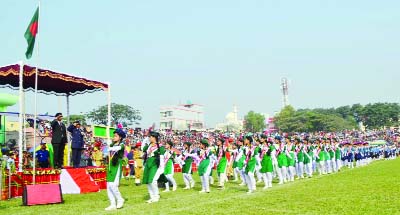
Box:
left=1, top=159, right=399, bottom=215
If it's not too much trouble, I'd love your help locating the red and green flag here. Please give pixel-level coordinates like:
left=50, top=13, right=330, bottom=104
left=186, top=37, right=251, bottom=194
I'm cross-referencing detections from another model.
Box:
left=24, top=7, right=39, bottom=59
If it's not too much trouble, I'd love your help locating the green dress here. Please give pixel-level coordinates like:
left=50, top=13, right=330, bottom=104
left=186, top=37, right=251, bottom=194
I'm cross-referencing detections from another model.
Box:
left=198, top=149, right=211, bottom=176
left=260, top=144, right=274, bottom=173
left=335, top=147, right=341, bottom=160
left=182, top=150, right=195, bottom=174
left=106, top=143, right=125, bottom=182
left=317, top=147, right=325, bottom=162
left=287, top=145, right=296, bottom=167
left=297, top=146, right=305, bottom=163
left=142, top=144, right=166, bottom=184
left=216, top=146, right=227, bottom=174
left=245, top=146, right=258, bottom=174
left=164, top=150, right=175, bottom=175
left=232, top=147, right=245, bottom=169
left=277, top=146, right=288, bottom=168
left=324, top=146, right=331, bottom=161
left=329, top=148, right=335, bottom=161
left=303, top=147, right=312, bottom=164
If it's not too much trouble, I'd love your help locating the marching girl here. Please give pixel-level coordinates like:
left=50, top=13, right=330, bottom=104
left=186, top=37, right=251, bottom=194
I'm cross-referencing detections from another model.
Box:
left=162, top=140, right=177, bottom=192
left=277, top=138, right=288, bottom=184
left=180, top=142, right=196, bottom=189
left=208, top=142, right=217, bottom=185
left=198, top=139, right=213, bottom=193
left=341, top=143, right=348, bottom=168
left=259, top=135, right=274, bottom=189
left=105, top=129, right=126, bottom=211
left=216, top=138, right=228, bottom=189
left=347, top=144, right=354, bottom=168
left=328, top=141, right=336, bottom=172
left=303, top=140, right=313, bottom=178
left=232, top=139, right=246, bottom=185
left=355, top=144, right=362, bottom=167
left=295, top=139, right=305, bottom=179
left=287, top=141, right=296, bottom=182
left=324, top=141, right=333, bottom=174
left=334, top=141, right=342, bottom=172
left=243, top=135, right=258, bottom=193
left=254, top=138, right=263, bottom=184
left=142, top=132, right=166, bottom=203
left=316, top=140, right=326, bottom=175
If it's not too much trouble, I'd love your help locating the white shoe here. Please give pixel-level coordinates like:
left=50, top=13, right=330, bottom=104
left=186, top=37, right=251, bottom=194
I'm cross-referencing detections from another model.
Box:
left=263, top=186, right=269, bottom=190
left=146, top=197, right=159, bottom=203
left=278, top=182, right=283, bottom=185
left=183, top=186, right=190, bottom=190
left=116, top=200, right=124, bottom=209
left=268, top=184, right=272, bottom=188
left=172, top=186, right=177, bottom=191
left=105, top=205, right=117, bottom=211
left=246, top=190, right=253, bottom=194
left=190, top=181, right=195, bottom=188
left=239, top=182, right=246, bottom=186
left=162, top=189, right=170, bottom=192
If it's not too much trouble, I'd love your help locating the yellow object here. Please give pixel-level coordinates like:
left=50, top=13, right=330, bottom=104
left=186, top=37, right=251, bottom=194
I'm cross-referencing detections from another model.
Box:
left=134, top=150, right=143, bottom=181
left=92, top=149, right=103, bottom=166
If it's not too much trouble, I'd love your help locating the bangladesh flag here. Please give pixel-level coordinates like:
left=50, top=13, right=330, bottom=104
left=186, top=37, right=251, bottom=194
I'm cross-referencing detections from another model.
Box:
left=24, top=7, right=39, bottom=59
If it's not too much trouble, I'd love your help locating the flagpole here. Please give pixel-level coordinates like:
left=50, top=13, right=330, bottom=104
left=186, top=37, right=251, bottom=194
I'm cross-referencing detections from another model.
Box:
left=32, top=0, right=41, bottom=185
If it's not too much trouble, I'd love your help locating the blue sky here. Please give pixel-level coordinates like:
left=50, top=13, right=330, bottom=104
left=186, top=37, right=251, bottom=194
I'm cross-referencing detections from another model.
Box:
left=1, top=0, right=399, bottom=127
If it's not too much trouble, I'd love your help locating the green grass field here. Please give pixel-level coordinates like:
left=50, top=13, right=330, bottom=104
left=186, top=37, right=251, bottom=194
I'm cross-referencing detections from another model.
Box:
left=1, top=159, right=400, bottom=215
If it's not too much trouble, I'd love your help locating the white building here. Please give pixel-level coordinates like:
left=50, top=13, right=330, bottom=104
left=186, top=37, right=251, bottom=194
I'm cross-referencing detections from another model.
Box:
left=159, top=102, right=205, bottom=131
left=215, top=105, right=243, bottom=132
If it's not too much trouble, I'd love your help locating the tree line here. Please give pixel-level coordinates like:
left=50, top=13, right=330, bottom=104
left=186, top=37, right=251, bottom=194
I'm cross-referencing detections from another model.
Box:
left=274, top=103, right=400, bottom=132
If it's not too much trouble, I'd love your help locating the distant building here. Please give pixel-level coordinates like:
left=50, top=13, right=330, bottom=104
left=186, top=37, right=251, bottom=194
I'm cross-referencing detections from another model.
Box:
left=159, top=101, right=205, bottom=131
left=215, top=105, right=243, bottom=132
left=264, top=114, right=278, bottom=134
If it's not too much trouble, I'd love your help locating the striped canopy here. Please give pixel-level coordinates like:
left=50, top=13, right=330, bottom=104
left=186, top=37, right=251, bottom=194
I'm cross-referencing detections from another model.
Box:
left=0, top=63, right=108, bottom=96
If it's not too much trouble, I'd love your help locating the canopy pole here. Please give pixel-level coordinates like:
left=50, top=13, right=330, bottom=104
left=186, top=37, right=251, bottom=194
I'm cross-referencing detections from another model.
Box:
left=32, top=67, right=39, bottom=184
left=106, top=84, right=111, bottom=142
left=18, top=61, right=24, bottom=172
left=22, top=90, right=26, bottom=151
left=66, top=94, right=70, bottom=166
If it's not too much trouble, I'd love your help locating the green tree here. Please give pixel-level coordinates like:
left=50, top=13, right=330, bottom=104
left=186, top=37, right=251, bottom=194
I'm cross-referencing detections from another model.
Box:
left=86, top=103, right=141, bottom=126
left=362, top=103, right=400, bottom=128
left=274, top=105, right=297, bottom=132
left=335, top=105, right=352, bottom=118
left=244, top=111, right=266, bottom=132
left=275, top=106, right=356, bottom=132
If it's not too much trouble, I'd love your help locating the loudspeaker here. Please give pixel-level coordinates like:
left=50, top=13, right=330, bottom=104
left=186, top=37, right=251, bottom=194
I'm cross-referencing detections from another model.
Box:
left=23, top=184, right=63, bottom=206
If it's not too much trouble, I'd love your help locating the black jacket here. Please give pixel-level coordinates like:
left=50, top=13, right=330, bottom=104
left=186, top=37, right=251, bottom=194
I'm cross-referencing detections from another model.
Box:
left=51, top=119, right=67, bottom=144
